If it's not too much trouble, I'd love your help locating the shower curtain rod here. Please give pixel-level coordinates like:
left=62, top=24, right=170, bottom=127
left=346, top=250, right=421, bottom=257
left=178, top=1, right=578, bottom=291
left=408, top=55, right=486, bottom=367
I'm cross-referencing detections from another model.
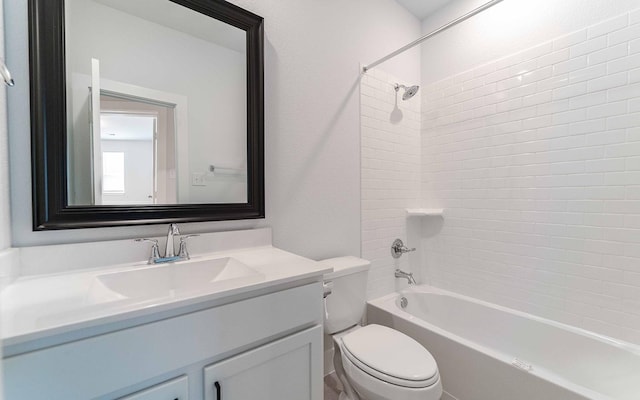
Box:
left=363, top=0, right=504, bottom=73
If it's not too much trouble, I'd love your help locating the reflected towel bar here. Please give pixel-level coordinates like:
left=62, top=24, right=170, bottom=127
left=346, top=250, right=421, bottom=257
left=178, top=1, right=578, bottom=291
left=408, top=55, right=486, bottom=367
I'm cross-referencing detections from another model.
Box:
left=208, top=165, right=247, bottom=176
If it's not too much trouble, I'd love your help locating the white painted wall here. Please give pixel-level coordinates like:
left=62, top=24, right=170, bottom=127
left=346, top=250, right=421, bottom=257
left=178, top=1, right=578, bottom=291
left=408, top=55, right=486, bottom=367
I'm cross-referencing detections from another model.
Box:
left=420, top=0, right=640, bottom=85
left=420, top=5, right=640, bottom=344
left=231, top=0, right=421, bottom=261
left=5, top=0, right=420, bottom=265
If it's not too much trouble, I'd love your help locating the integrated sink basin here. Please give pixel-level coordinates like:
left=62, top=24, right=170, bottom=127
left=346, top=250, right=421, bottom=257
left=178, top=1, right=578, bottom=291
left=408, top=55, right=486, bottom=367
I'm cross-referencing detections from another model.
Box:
left=94, top=257, right=264, bottom=300
left=1, top=229, right=336, bottom=357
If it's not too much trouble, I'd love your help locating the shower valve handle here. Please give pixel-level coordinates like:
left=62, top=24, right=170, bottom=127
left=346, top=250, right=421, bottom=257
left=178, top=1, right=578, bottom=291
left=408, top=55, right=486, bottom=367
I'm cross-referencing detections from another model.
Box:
left=391, top=238, right=415, bottom=259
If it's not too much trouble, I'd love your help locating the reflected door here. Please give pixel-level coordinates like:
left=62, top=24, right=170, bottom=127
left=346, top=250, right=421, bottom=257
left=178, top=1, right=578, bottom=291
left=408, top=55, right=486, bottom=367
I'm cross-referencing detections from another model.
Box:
left=99, top=94, right=176, bottom=205
left=89, top=58, right=103, bottom=204
left=100, top=113, right=155, bottom=205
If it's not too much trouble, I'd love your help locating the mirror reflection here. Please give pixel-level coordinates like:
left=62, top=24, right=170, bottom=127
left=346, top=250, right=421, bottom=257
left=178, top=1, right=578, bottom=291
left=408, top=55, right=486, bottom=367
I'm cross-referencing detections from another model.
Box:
left=65, top=0, right=248, bottom=206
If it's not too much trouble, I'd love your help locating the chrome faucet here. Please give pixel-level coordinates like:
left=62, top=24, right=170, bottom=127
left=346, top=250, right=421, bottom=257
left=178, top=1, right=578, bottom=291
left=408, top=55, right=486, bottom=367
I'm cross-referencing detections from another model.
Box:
left=165, top=223, right=180, bottom=258
left=177, top=235, right=199, bottom=260
left=135, top=224, right=199, bottom=264
left=134, top=238, right=162, bottom=265
left=395, top=269, right=417, bottom=285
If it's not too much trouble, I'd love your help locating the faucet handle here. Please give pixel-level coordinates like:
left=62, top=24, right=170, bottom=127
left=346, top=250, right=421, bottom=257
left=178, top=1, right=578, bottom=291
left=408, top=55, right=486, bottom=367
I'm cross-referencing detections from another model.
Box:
left=178, top=234, right=199, bottom=260
left=391, top=238, right=416, bottom=259
left=135, top=238, right=161, bottom=264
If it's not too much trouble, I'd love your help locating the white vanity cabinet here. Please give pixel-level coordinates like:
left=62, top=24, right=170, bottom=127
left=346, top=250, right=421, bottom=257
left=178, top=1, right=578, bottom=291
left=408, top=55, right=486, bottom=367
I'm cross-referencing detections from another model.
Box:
left=3, top=282, right=324, bottom=400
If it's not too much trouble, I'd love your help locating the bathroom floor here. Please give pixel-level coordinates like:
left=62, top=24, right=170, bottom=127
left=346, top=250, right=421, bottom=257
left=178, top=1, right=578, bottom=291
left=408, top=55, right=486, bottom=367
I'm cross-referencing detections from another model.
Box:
left=324, top=372, right=343, bottom=400
left=325, top=373, right=455, bottom=400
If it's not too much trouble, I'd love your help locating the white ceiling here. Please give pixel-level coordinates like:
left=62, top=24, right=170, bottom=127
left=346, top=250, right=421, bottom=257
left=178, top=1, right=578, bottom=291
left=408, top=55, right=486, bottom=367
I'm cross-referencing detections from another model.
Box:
left=395, top=0, right=453, bottom=19
left=95, top=0, right=246, bottom=53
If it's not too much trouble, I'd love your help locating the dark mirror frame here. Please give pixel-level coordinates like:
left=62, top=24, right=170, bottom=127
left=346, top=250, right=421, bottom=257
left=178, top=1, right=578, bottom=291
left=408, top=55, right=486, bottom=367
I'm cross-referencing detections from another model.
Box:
left=29, top=0, right=264, bottom=230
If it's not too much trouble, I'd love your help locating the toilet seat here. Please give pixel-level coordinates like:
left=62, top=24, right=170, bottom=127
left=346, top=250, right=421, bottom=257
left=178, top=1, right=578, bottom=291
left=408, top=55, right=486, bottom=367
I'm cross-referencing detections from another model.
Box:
left=340, top=324, right=439, bottom=389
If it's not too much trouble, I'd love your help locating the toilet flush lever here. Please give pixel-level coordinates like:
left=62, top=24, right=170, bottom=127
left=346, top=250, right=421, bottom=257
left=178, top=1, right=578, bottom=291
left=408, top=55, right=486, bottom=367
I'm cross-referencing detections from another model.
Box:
left=391, top=238, right=415, bottom=259
left=323, top=281, right=333, bottom=298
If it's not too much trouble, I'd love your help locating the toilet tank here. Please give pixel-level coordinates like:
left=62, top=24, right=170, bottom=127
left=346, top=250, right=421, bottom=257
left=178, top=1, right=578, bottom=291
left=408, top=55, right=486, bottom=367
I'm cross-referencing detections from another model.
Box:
left=320, top=256, right=371, bottom=334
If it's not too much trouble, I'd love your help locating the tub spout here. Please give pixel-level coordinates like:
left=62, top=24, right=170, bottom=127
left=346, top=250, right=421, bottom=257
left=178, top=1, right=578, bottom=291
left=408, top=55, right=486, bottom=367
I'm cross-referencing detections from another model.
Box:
left=395, top=269, right=417, bottom=285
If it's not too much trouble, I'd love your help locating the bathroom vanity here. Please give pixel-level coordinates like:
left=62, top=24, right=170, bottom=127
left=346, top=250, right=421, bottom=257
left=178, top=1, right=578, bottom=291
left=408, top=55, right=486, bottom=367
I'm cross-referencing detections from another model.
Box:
left=1, top=228, right=329, bottom=399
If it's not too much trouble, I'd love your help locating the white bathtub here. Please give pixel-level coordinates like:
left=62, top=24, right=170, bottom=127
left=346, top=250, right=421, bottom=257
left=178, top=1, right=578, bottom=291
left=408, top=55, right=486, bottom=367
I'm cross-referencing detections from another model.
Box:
left=367, top=285, right=640, bottom=400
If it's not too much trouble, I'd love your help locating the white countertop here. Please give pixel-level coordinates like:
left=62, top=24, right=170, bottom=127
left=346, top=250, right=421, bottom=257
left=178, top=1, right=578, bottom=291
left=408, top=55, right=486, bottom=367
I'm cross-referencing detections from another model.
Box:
left=1, top=245, right=331, bottom=356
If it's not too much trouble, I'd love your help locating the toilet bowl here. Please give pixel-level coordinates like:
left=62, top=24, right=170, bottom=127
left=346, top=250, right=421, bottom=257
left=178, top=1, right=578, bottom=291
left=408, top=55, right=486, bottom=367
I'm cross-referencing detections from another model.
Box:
left=321, top=257, right=442, bottom=400
left=335, top=324, right=442, bottom=400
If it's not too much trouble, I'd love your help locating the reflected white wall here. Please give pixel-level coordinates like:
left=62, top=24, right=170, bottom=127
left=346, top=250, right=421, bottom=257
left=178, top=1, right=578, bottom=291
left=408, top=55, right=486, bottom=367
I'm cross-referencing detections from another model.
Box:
left=65, top=0, right=246, bottom=205
left=0, top=0, right=9, bottom=251
left=0, top=1, right=9, bottom=396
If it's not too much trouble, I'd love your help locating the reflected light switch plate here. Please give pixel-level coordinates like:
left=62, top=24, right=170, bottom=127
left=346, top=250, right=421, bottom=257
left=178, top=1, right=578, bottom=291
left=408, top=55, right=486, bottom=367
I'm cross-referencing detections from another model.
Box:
left=191, top=173, right=206, bottom=186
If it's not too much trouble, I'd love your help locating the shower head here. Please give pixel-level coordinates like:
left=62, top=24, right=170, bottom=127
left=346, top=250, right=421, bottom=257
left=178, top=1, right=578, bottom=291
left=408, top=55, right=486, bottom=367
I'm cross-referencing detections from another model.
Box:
left=394, top=83, right=419, bottom=100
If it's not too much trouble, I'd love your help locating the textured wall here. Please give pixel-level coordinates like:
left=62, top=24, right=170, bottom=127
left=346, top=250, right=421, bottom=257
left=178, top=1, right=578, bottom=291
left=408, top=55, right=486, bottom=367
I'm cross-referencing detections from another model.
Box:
left=421, top=9, right=640, bottom=344
left=361, top=69, right=421, bottom=299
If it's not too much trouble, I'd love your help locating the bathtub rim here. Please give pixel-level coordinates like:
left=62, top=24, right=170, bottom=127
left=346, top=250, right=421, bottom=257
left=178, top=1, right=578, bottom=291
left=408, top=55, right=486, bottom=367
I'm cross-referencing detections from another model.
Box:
left=371, top=284, right=640, bottom=355
left=368, top=284, right=640, bottom=400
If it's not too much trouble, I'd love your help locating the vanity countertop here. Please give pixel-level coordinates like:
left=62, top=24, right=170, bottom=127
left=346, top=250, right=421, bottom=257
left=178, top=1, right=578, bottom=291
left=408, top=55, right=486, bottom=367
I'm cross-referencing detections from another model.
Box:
left=1, top=245, right=331, bottom=356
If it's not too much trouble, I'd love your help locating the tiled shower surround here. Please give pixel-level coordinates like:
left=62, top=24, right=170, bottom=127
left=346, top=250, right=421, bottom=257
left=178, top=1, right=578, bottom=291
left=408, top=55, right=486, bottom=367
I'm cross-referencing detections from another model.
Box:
left=361, top=69, right=421, bottom=300
left=421, top=9, right=640, bottom=343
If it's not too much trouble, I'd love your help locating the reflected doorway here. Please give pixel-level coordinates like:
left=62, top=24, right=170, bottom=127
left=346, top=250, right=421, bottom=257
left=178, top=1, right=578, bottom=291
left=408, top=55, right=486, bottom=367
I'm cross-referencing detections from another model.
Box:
left=97, top=93, right=177, bottom=205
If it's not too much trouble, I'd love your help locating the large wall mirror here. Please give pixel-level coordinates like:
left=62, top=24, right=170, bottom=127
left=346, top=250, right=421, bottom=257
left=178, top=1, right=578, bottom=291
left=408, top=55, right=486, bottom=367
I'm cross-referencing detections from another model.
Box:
left=30, top=0, right=264, bottom=230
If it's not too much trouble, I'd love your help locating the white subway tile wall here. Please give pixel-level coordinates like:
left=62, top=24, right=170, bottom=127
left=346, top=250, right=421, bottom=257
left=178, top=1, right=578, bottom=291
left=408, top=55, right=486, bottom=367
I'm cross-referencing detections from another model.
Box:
left=361, top=69, right=421, bottom=300
left=422, top=10, right=640, bottom=344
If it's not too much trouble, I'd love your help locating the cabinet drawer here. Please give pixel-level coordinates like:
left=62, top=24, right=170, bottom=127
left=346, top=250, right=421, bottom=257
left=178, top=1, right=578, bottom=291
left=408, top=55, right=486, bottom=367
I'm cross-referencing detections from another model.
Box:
left=204, top=325, right=322, bottom=400
left=119, top=376, right=188, bottom=400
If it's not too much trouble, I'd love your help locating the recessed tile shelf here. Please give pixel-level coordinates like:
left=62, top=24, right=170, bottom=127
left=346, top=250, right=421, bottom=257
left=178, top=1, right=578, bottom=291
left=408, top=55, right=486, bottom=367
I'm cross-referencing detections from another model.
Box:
left=406, top=208, right=444, bottom=217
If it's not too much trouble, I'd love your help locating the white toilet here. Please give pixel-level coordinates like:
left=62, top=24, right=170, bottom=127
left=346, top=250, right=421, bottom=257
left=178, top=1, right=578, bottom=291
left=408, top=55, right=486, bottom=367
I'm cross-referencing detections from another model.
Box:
left=321, top=256, right=442, bottom=400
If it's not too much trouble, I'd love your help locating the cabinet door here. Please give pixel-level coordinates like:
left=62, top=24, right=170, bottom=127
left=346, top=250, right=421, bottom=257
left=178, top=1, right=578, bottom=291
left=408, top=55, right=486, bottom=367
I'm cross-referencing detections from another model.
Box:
left=119, top=376, right=188, bottom=400
left=204, top=325, right=322, bottom=400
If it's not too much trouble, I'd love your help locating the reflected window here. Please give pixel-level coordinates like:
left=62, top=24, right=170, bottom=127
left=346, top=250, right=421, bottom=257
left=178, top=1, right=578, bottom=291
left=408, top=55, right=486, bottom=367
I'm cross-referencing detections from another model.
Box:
left=102, top=151, right=125, bottom=193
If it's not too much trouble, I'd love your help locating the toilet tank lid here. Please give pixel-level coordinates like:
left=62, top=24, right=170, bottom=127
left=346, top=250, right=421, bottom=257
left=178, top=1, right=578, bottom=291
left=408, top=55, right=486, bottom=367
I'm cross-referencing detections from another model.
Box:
left=320, top=256, right=370, bottom=280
